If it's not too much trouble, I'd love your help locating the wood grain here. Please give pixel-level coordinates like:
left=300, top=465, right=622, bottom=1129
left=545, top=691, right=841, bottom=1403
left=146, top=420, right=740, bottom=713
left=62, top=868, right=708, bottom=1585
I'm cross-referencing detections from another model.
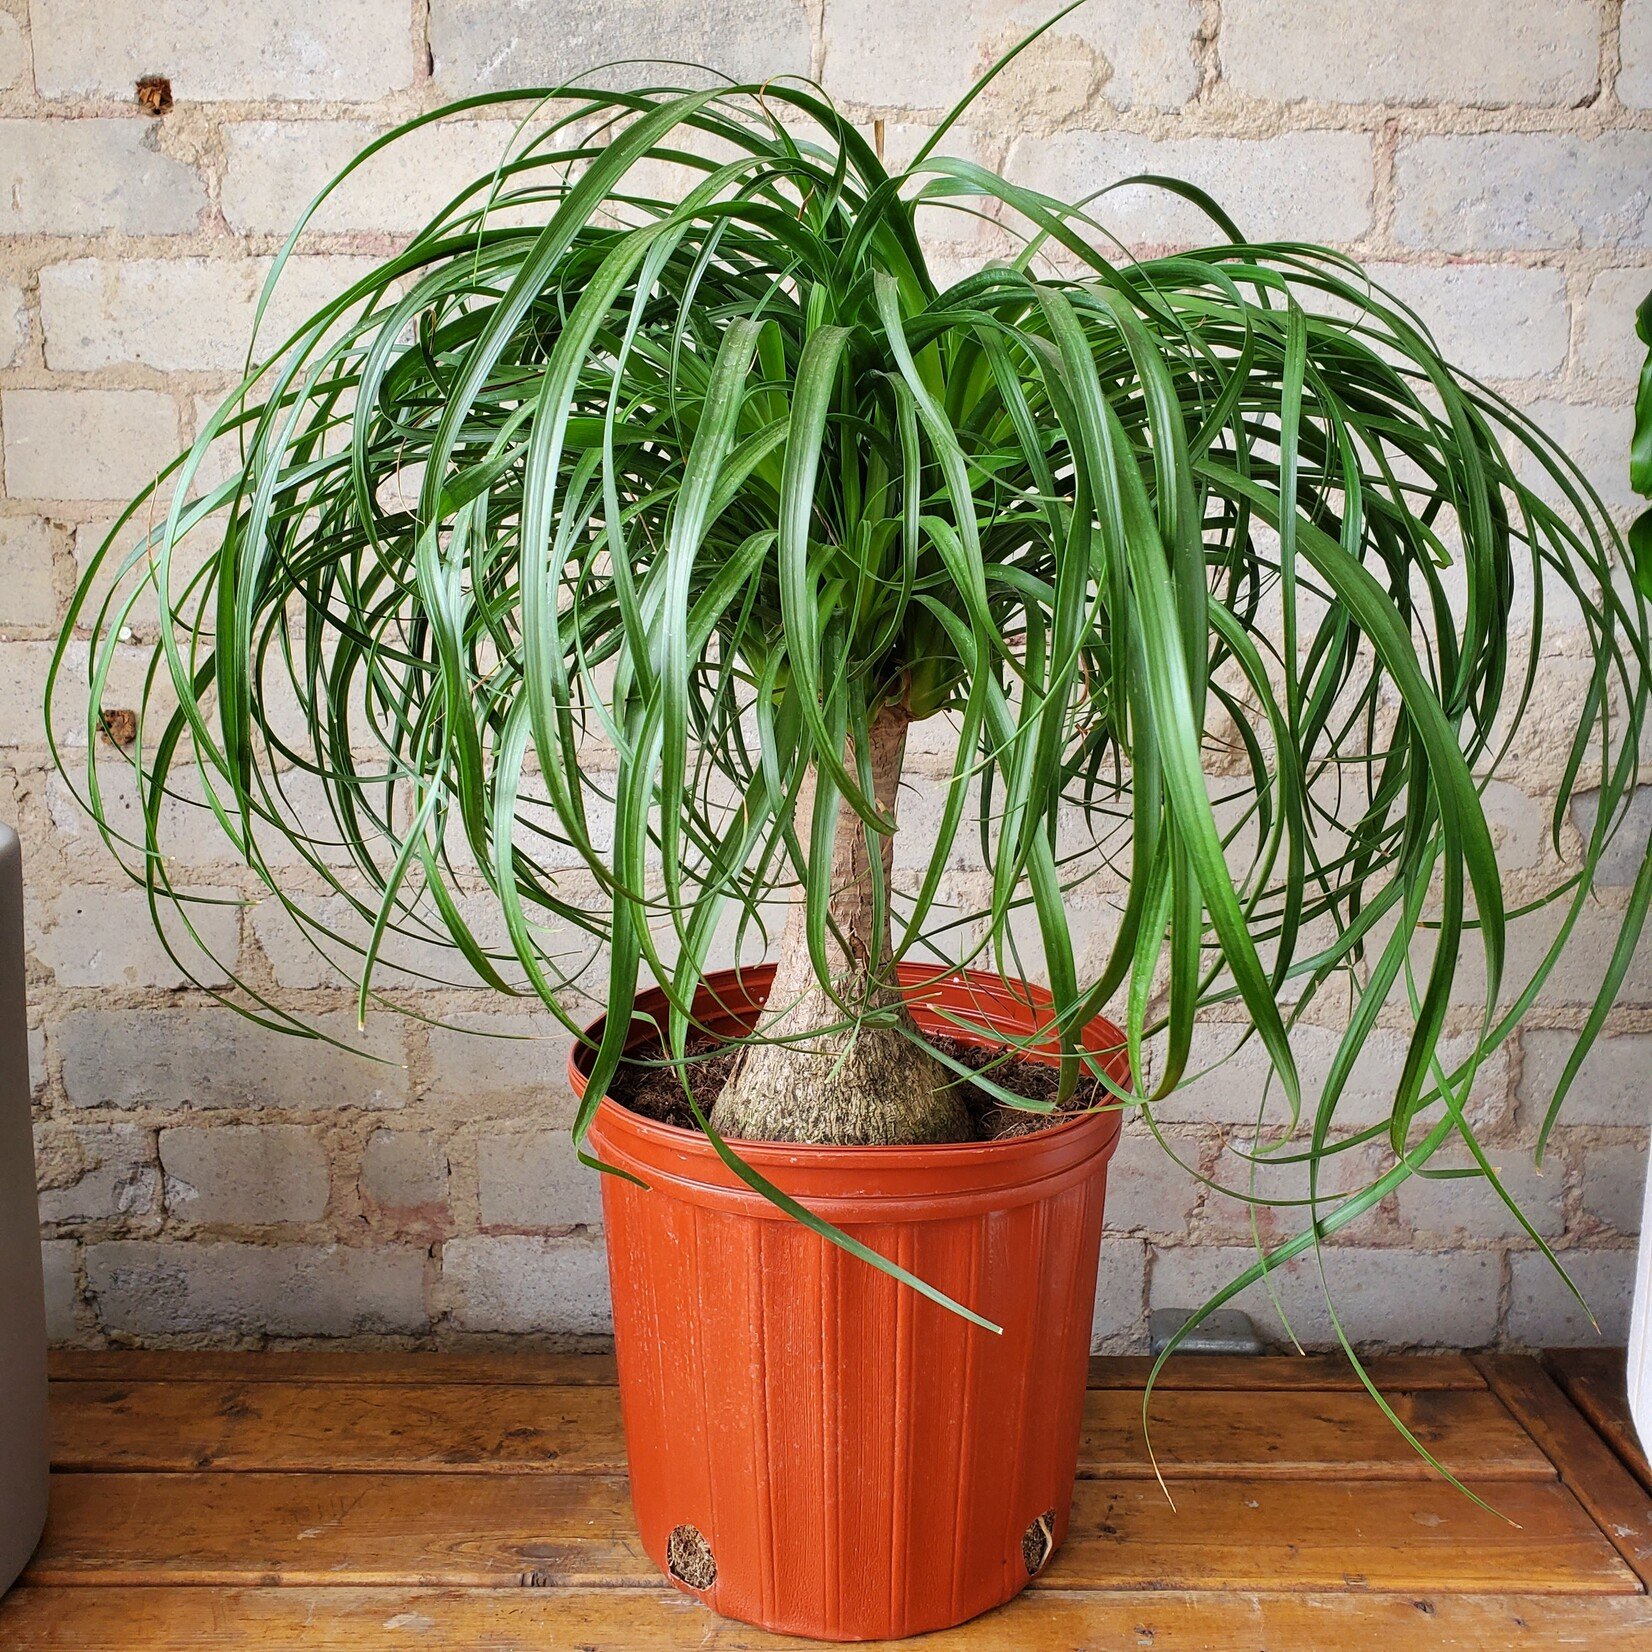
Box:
left=28, top=1471, right=1634, bottom=1594
left=1546, top=1348, right=1652, bottom=1495
left=47, top=1348, right=1485, bottom=1391
left=1477, top=1354, right=1652, bottom=1590
left=50, top=1379, right=1548, bottom=1480
left=5, top=1586, right=1652, bottom=1651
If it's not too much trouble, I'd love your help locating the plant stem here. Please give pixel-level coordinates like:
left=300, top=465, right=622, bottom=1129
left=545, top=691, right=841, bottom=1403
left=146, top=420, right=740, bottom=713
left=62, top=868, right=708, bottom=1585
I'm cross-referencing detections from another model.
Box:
left=709, top=703, right=971, bottom=1144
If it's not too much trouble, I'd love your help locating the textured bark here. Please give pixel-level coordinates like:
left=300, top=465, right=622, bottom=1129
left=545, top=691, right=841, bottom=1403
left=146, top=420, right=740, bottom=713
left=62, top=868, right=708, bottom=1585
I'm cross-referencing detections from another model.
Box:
left=709, top=705, right=971, bottom=1145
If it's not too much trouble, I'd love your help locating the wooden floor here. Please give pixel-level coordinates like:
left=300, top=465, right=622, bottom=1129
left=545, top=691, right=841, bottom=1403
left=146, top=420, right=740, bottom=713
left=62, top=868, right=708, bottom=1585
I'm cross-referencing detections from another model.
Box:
left=4, top=1349, right=1652, bottom=1648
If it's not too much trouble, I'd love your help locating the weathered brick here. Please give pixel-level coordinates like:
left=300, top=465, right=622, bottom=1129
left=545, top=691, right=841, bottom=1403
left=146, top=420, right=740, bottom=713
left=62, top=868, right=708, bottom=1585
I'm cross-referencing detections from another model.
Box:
left=0, top=277, right=24, bottom=369
left=31, top=883, right=239, bottom=989
left=1570, top=786, right=1652, bottom=886
left=85, top=1239, right=428, bottom=1337
left=0, top=12, right=24, bottom=93
left=423, top=1010, right=580, bottom=1110
left=35, top=1124, right=158, bottom=1225
left=478, top=1126, right=602, bottom=1230
left=48, top=761, right=238, bottom=871
left=2, top=390, right=181, bottom=503
left=1520, top=1028, right=1652, bottom=1128
left=440, top=1234, right=610, bottom=1335
left=430, top=0, right=810, bottom=94
left=1507, top=1246, right=1635, bottom=1343
left=160, top=1124, right=330, bottom=1225
left=40, top=256, right=382, bottom=374
left=1393, top=1144, right=1566, bottom=1240
left=1102, top=1126, right=1201, bottom=1236
left=1395, top=132, right=1652, bottom=251
left=360, top=1129, right=450, bottom=1224
left=31, top=0, right=416, bottom=102
left=822, top=0, right=1197, bottom=112
left=1576, top=1138, right=1648, bottom=1234
left=10, top=639, right=168, bottom=749
left=0, top=120, right=205, bottom=236
left=221, top=119, right=537, bottom=237
left=1622, top=0, right=1652, bottom=108
left=1091, top=1238, right=1149, bottom=1352
left=1201, top=1134, right=1385, bottom=1244
left=1150, top=1244, right=1499, bottom=1349
left=1009, top=130, right=1375, bottom=249
left=1573, top=264, right=1651, bottom=390
left=41, top=1240, right=83, bottom=1343
left=1367, top=262, right=1569, bottom=381
left=57, top=1009, right=409, bottom=1111
left=1222, top=0, right=1597, bottom=106
left=0, top=517, right=63, bottom=630
left=1517, top=399, right=1637, bottom=517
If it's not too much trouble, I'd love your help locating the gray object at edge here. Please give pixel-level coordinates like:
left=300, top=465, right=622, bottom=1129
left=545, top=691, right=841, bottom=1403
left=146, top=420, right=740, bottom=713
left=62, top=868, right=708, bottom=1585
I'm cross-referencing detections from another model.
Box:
left=0, top=825, right=47, bottom=1592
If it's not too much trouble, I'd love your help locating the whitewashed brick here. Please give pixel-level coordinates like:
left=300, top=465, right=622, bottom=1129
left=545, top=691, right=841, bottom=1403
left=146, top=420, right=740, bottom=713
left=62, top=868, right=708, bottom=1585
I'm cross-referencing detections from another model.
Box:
left=86, top=1240, right=427, bottom=1336
left=1622, top=0, right=1652, bottom=108
left=440, top=1234, right=610, bottom=1334
left=430, top=0, right=810, bottom=94
left=1574, top=264, right=1651, bottom=389
left=35, top=1124, right=158, bottom=1225
left=1010, top=130, right=1375, bottom=249
left=1394, top=1145, right=1566, bottom=1240
left=40, top=256, right=381, bottom=374
left=0, top=277, right=24, bottom=369
left=1507, top=1246, right=1635, bottom=1343
left=1368, top=262, right=1569, bottom=380
left=57, top=1009, right=409, bottom=1111
left=0, top=120, right=205, bottom=235
left=221, top=119, right=536, bottom=237
left=48, top=762, right=237, bottom=871
left=161, top=1124, right=330, bottom=1225
left=2, top=390, right=181, bottom=503
left=1577, top=1138, right=1647, bottom=1234
left=822, top=0, right=1197, bottom=112
left=360, top=1130, right=449, bottom=1222
left=0, top=518, right=63, bottom=630
left=1521, top=1029, right=1652, bottom=1128
left=0, top=12, right=24, bottom=92
left=1517, top=398, right=1637, bottom=517
left=31, top=0, right=415, bottom=102
left=478, top=1126, right=602, bottom=1229
left=1091, top=1238, right=1149, bottom=1352
left=1395, top=133, right=1652, bottom=251
left=41, top=1240, right=83, bottom=1343
left=1223, top=0, right=1597, bottom=106
left=10, top=639, right=165, bottom=749
left=31, top=884, right=239, bottom=989
left=1150, top=1244, right=1499, bottom=1349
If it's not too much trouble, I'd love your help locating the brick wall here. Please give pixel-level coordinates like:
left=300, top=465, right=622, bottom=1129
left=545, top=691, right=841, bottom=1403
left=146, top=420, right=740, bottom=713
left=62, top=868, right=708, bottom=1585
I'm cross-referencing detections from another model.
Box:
left=3, top=0, right=1650, bottom=1351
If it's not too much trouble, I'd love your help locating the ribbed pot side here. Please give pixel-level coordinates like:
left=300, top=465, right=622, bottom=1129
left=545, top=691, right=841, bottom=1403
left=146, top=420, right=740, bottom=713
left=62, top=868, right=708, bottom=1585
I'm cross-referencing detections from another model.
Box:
left=575, top=964, right=1127, bottom=1642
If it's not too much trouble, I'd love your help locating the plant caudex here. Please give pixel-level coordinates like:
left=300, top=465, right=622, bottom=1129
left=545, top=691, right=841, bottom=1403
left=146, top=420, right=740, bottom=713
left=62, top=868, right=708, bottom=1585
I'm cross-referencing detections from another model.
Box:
left=51, top=38, right=1652, bottom=1365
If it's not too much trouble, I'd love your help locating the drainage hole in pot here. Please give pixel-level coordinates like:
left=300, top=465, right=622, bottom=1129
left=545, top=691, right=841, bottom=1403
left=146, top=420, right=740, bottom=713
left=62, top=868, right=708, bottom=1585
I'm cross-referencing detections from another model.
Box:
left=1022, top=1509, right=1056, bottom=1576
left=667, top=1524, right=717, bottom=1590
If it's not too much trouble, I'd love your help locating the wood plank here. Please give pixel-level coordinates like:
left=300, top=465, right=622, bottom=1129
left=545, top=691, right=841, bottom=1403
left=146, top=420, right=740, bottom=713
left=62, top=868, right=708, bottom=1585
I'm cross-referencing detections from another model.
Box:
left=1477, top=1354, right=1652, bottom=1590
left=27, top=1471, right=1635, bottom=1595
left=5, top=1586, right=1652, bottom=1651
left=50, top=1378, right=1549, bottom=1481
left=46, top=1351, right=620, bottom=1387
left=47, top=1348, right=1486, bottom=1391
left=1546, top=1348, right=1652, bottom=1496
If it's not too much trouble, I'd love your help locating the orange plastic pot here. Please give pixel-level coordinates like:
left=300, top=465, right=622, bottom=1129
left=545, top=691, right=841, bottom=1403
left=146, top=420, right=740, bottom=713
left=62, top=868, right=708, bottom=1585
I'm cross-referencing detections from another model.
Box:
left=573, top=963, right=1128, bottom=1641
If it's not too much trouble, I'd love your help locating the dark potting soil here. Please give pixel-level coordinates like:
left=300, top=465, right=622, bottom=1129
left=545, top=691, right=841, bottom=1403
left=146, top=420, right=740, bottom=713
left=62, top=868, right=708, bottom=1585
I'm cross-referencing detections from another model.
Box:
left=604, top=1030, right=1116, bottom=1142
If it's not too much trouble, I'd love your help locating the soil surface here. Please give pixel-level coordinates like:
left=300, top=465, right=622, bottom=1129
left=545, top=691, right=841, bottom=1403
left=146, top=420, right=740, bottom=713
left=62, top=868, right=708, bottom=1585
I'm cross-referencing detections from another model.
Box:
left=604, top=1030, right=1118, bottom=1142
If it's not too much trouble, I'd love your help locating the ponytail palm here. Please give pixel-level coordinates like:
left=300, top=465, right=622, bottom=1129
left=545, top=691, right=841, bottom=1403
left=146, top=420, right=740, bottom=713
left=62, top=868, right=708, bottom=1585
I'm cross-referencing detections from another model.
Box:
left=53, top=48, right=1652, bottom=1330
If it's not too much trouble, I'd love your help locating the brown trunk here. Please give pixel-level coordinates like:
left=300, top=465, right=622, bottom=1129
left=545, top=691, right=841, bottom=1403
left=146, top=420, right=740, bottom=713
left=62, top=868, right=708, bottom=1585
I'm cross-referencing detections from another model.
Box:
left=709, top=704, right=971, bottom=1145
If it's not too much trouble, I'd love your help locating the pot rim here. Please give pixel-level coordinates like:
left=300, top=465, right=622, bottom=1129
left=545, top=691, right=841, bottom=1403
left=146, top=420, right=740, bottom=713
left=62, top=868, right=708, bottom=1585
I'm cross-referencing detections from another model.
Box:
left=575, top=963, right=1129, bottom=1220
